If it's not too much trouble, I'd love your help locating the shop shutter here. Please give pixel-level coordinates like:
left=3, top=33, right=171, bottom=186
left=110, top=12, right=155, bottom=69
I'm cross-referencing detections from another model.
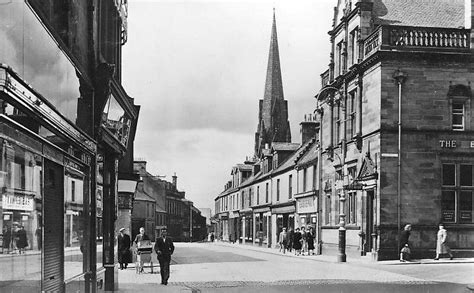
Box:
left=43, top=160, right=65, bottom=292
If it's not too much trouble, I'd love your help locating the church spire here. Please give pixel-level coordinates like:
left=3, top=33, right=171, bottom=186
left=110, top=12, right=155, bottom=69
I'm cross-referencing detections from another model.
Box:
left=254, top=9, right=292, bottom=157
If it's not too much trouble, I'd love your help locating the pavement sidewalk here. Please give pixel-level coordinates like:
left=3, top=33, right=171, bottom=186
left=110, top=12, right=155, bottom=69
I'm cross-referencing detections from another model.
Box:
left=211, top=240, right=474, bottom=266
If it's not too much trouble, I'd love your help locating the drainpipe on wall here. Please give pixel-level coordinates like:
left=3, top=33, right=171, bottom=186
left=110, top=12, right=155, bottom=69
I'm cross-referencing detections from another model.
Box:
left=393, top=69, right=407, bottom=253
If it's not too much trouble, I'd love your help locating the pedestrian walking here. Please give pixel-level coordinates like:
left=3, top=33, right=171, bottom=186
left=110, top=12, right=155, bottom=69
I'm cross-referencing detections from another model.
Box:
left=307, top=227, right=315, bottom=255
left=434, top=223, right=453, bottom=260
left=3, top=226, right=11, bottom=253
left=210, top=232, right=215, bottom=242
left=300, top=226, right=307, bottom=256
left=118, top=228, right=132, bottom=270
left=399, top=224, right=412, bottom=262
left=16, top=226, right=28, bottom=254
left=154, top=228, right=175, bottom=285
left=287, top=228, right=294, bottom=252
left=293, top=228, right=302, bottom=255
left=278, top=228, right=288, bottom=254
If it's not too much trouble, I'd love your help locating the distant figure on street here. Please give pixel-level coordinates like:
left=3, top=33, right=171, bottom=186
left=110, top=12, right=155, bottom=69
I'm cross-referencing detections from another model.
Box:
left=307, top=227, right=315, bottom=256
left=210, top=232, right=215, bottom=242
left=434, top=224, right=453, bottom=260
left=278, top=228, right=288, bottom=254
left=154, top=228, right=175, bottom=285
left=3, top=227, right=11, bottom=253
left=16, top=226, right=28, bottom=254
left=118, top=228, right=132, bottom=270
left=399, top=224, right=412, bottom=262
left=293, top=228, right=302, bottom=255
left=300, top=226, right=307, bottom=256
left=35, top=227, right=42, bottom=250
left=287, top=228, right=294, bottom=252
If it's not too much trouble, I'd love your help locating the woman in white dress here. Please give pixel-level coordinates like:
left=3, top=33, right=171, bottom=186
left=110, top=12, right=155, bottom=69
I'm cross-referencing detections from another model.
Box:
left=434, top=224, right=453, bottom=260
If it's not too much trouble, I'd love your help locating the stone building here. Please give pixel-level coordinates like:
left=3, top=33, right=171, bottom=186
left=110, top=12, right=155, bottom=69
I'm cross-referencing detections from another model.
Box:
left=315, top=0, right=473, bottom=260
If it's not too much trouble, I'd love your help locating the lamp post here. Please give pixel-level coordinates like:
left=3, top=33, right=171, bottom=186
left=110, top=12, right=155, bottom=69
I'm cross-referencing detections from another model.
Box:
left=392, top=69, right=407, bottom=253
left=314, top=86, right=347, bottom=262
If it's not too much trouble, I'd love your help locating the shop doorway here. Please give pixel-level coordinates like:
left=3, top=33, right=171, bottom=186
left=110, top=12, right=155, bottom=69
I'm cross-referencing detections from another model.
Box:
left=43, top=159, right=64, bottom=292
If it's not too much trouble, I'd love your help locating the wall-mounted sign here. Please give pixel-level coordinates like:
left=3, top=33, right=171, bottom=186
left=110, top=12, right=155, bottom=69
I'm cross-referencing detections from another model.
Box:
left=297, top=196, right=317, bottom=214
left=2, top=193, right=34, bottom=211
left=442, top=210, right=455, bottom=222
left=439, top=140, right=474, bottom=149
left=439, top=140, right=457, bottom=148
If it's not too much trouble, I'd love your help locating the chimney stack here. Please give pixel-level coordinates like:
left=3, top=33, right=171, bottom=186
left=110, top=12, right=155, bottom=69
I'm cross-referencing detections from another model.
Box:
left=300, top=114, right=320, bottom=145
left=172, top=172, right=177, bottom=188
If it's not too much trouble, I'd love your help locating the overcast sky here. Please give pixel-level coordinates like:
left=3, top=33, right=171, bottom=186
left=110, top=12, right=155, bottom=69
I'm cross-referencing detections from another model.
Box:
left=122, top=0, right=334, bottom=211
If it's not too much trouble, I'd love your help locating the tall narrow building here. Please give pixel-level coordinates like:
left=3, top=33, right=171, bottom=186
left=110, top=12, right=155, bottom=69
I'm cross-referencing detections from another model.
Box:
left=255, top=10, right=292, bottom=157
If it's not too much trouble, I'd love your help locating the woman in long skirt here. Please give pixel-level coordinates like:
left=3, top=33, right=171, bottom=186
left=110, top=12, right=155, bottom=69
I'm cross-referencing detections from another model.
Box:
left=434, top=223, right=453, bottom=260
left=293, top=228, right=302, bottom=255
left=307, top=227, right=315, bottom=255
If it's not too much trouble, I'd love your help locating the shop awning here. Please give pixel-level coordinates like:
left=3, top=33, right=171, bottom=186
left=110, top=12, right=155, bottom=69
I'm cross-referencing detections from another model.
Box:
left=272, top=205, right=295, bottom=214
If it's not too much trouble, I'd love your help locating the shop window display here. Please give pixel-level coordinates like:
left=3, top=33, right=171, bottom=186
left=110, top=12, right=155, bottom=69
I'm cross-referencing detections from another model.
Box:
left=0, top=139, right=42, bottom=289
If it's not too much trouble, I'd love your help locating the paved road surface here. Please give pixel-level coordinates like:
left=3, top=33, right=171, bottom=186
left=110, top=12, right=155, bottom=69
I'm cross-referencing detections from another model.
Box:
left=117, top=242, right=474, bottom=293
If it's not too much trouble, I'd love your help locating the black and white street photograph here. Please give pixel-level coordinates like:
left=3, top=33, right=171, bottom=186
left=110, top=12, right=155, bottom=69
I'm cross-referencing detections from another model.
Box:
left=0, top=0, right=473, bottom=292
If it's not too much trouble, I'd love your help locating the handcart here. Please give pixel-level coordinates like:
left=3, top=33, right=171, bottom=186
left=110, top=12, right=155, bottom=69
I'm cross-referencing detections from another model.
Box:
left=135, top=240, right=153, bottom=274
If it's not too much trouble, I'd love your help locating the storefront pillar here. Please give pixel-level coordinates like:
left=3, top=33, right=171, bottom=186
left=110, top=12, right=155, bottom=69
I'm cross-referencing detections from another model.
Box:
left=103, top=153, right=119, bottom=291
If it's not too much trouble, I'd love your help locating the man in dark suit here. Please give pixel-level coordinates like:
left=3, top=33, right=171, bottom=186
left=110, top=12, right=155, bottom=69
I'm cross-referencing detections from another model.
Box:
left=117, top=228, right=131, bottom=270
left=154, top=228, right=174, bottom=285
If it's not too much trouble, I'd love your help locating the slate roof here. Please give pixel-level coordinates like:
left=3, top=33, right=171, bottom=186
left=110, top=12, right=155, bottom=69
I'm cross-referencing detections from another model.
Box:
left=295, top=141, right=318, bottom=168
left=134, top=188, right=155, bottom=202
left=272, top=138, right=317, bottom=175
left=272, top=142, right=300, bottom=152
left=373, top=0, right=465, bottom=28
left=236, top=164, right=253, bottom=171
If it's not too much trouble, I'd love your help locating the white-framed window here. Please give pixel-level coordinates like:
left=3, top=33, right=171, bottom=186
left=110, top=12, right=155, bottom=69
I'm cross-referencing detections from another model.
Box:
left=452, top=102, right=464, bottom=131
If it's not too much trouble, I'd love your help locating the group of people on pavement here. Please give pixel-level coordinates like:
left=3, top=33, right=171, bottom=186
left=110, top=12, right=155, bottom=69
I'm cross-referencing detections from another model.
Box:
left=117, top=226, right=175, bottom=285
left=399, top=223, right=454, bottom=262
left=278, top=226, right=316, bottom=256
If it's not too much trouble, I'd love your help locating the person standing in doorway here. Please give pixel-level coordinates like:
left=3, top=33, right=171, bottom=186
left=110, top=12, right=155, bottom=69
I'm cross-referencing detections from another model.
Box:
left=154, top=228, right=175, bottom=285
left=434, top=224, right=453, bottom=260
left=118, top=228, right=131, bottom=270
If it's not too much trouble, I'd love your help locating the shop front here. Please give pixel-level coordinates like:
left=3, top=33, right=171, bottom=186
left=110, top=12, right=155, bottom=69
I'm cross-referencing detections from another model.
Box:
left=239, top=209, right=253, bottom=243
left=296, top=194, right=318, bottom=238
left=253, top=207, right=271, bottom=247
left=228, top=211, right=239, bottom=243
left=272, top=204, right=295, bottom=246
left=0, top=2, right=97, bottom=291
